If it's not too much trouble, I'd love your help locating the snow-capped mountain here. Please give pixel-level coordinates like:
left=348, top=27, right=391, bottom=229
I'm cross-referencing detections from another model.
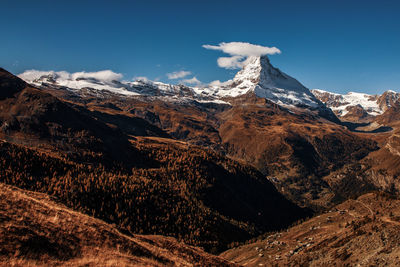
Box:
left=18, top=56, right=333, bottom=114
left=19, top=70, right=138, bottom=96
left=311, top=89, right=400, bottom=118
left=198, top=56, right=323, bottom=109
left=18, top=69, right=198, bottom=97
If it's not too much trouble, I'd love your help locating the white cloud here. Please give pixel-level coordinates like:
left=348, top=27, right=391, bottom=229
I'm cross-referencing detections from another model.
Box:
left=167, top=70, right=191, bottom=79
left=217, top=56, right=246, bottom=69
left=203, top=41, right=281, bottom=69
left=18, top=70, right=68, bottom=82
left=209, top=79, right=233, bottom=87
left=71, top=70, right=123, bottom=82
left=182, top=76, right=201, bottom=86
left=203, top=42, right=281, bottom=57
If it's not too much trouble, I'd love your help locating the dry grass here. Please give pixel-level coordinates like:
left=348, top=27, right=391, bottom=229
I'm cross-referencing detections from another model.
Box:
left=221, top=192, right=400, bottom=266
left=0, top=183, right=235, bottom=266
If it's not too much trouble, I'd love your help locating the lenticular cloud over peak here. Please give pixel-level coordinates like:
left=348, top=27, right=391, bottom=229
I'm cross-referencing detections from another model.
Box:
left=203, top=41, right=281, bottom=69
left=202, top=42, right=281, bottom=57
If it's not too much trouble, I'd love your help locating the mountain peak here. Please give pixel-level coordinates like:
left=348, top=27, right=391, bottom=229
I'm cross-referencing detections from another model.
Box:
left=233, top=55, right=275, bottom=86
left=230, top=56, right=321, bottom=109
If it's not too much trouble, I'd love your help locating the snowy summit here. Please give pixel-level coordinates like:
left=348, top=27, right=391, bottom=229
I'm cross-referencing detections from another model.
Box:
left=198, top=55, right=324, bottom=109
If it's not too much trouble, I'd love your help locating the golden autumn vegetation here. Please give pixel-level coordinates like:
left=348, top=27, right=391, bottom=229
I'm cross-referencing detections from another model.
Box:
left=0, top=138, right=308, bottom=252
left=0, top=183, right=235, bottom=266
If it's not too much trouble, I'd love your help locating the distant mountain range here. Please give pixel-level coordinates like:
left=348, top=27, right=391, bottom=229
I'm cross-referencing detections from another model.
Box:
left=312, top=89, right=400, bottom=122
left=18, top=56, right=335, bottom=118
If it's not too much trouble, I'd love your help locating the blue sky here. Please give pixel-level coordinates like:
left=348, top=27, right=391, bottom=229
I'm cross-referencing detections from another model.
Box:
left=1, top=0, right=400, bottom=94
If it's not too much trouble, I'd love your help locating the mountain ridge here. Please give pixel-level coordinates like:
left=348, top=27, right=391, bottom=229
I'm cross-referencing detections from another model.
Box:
left=18, top=57, right=335, bottom=116
left=312, top=88, right=400, bottom=122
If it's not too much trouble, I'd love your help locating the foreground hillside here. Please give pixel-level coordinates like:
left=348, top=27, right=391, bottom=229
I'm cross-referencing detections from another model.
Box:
left=0, top=137, right=308, bottom=253
left=0, top=183, right=235, bottom=266
left=221, top=192, right=400, bottom=266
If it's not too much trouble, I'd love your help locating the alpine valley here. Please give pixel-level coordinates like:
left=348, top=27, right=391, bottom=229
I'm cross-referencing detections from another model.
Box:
left=2, top=55, right=400, bottom=266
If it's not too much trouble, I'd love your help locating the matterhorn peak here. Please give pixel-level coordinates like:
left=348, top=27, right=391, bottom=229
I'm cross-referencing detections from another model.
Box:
left=233, top=55, right=284, bottom=87
left=228, top=55, right=321, bottom=108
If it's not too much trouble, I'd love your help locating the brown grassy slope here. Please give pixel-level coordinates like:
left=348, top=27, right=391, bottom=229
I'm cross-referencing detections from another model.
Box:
left=321, top=103, right=400, bottom=202
left=112, top=93, right=374, bottom=179
left=368, top=102, right=400, bottom=184
left=0, top=183, right=236, bottom=266
left=59, top=91, right=378, bottom=210
left=217, top=95, right=376, bottom=178
left=221, top=192, right=400, bottom=266
left=366, top=102, right=400, bottom=181
left=204, top=97, right=377, bottom=210
left=0, top=137, right=309, bottom=253
left=125, top=98, right=226, bottom=150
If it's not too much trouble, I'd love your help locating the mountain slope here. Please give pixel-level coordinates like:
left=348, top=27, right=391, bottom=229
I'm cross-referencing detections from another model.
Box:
left=0, top=182, right=235, bottom=266
left=109, top=93, right=376, bottom=209
left=0, top=138, right=309, bottom=253
left=221, top=192, right=400, bottom=266
left=309, top=88, right=400, bottom=200
left=0, top=67, right=27, bottom=99
left=325, top=102, right=400, bottom=197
